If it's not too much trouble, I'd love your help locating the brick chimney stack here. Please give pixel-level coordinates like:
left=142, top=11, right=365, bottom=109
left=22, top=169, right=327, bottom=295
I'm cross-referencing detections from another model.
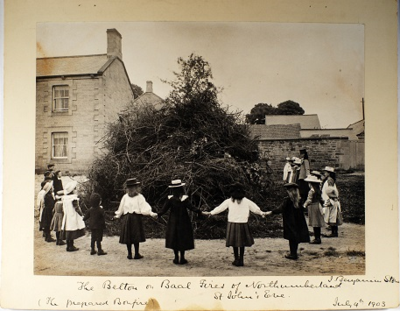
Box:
left=107, top=29, right=122, bottom=60
left=146, top=81, right=153, bottom=93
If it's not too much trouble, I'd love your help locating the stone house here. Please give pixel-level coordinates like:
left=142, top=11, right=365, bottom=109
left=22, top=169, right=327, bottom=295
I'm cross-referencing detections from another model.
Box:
left=36, top=29, right=135, bottom=174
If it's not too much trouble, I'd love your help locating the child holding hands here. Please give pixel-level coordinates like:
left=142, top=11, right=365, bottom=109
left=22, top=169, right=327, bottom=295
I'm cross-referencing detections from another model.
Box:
left=157, top=179, right=202, bottom=265
left=83, top=193, right=107, bottom=256
left=114, top=178, right=157, bottom=260
left=265, top=183, right=310, bottom=260
left=203, top=182, right=266, bottom=267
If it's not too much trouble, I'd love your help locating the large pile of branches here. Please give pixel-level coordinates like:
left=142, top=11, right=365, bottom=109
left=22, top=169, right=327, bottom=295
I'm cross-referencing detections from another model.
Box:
left=87, top=54, right=277, bottom=238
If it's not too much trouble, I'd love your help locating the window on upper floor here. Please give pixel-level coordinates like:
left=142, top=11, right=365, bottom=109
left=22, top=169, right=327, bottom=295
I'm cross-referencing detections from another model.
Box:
left=52, top=85, right=69, bottom=112
left=52, top=132, right=68, bottom=158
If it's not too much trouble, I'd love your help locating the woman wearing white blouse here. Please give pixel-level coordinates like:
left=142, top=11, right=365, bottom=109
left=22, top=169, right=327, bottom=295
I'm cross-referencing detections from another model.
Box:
left=203, top=183, right=266, bottom=267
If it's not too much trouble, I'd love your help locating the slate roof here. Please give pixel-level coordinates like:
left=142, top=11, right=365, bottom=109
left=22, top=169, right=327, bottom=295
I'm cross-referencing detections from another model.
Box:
left=265, top=114, right=321, bottom=129
left=250, top=124, right=302, bottom=139
left=133, top=92, right=164, bottom=110
left=37, top=54, right=112, bottom=77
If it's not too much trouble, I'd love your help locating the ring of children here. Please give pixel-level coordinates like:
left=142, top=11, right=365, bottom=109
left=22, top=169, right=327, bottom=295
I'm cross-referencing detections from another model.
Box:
left=34, top=175, right=365, bottom=277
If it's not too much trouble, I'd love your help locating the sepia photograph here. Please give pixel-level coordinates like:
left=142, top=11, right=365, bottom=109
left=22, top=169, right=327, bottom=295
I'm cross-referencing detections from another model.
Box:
left=34, top=22, right=365, bottom=277
left=2, top=1, right=398, bottom=310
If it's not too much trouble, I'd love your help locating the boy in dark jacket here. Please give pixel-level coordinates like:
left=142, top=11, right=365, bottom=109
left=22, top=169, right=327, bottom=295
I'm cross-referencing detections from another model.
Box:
left=83, top=193, right=107, bottom=255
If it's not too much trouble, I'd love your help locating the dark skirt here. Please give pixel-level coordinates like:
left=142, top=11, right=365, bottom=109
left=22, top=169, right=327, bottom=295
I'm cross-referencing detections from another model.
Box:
left=226, top=222, right=254, bottom=247
left=61, top=228, right=85, bottom=240
left=91, top=229, right=104, bottom=242
left=39, top=207, right=53, bottom=231
left=119, top=213, right=145, bottom=244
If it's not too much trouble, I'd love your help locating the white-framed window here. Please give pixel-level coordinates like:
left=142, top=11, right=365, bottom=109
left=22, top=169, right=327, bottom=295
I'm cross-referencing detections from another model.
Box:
left=53, top=85, right=69, bottom=112
left=52, top=132, right=68, bottom=158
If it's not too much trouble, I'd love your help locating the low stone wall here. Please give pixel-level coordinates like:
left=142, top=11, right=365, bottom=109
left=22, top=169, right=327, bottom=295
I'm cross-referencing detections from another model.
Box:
left=257, top=137, right=364, bottom=176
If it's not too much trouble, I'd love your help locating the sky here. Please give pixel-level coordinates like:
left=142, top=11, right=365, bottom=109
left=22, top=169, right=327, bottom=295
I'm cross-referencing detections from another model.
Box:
left=36, top=22, right=364, bottom=128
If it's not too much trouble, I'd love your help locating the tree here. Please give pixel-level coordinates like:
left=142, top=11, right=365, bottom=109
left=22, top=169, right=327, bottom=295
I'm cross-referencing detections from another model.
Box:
left=276, top=100, right=305, bottom=115
left=131, top=84, right=144, bottom=99
left=88, top=54, right=273, bottom=238
left=246, top=100, right=305, bottom=124
left=245, top=103, right=277, bottom=124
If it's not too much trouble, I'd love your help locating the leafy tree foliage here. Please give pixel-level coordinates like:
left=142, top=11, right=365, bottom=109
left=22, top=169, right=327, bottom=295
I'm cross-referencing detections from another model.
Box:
left=246, top=100, right=305, bottom=124
left=277, top=100, right=305, bottom=115
left=131, top=84, right=144, bottom=99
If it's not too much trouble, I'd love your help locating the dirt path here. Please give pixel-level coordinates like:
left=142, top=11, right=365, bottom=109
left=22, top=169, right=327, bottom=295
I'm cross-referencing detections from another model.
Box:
left=34, top=221, right=365, bottom=277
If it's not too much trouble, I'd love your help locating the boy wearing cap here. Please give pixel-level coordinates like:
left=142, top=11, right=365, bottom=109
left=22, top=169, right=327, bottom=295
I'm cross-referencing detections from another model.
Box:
left=114, top=178, right=157, bottom=260
left=83, top=193, right=107, bottom=255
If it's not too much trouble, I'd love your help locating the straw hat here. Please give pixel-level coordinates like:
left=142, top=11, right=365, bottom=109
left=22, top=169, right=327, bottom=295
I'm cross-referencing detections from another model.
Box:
left=168, top=179, right=186, bottom=188
left=323, top=166, right=335, bottom=173
left=64, top=181, right=78, bottom=195
left=304, top=175, right=322, bottom=183
left=311, top=170, right=322, bottom=177
left=293, top=158, right=302, bottom=165
left=125, top=178, right=141, bottom=187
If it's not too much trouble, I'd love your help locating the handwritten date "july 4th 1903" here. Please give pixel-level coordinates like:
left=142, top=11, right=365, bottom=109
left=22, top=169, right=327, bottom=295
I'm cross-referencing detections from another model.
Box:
left=333, top=297, right=386, bottom=308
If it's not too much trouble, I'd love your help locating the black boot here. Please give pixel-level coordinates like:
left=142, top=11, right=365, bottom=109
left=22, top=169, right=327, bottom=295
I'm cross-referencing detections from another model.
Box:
left=332, top=226, right=338, bottom=237
left=97, top=241, right=107, bottom=256
left=286, top=240, right=298, bottom=260
left=45, top=230, right=56, bottom=243
left=310, top=227, right=321, bottom=244
left=90, top=241, right=96, bottom=255
left=133, top=243, right=143, bottom=259
left=127, top=244, right=133, bottom=259
left=67, top=240, right=79, bottom=252
left=173, top=249, right=179, bottom=264
left=56, top=232, right=66, bottom=245
left=232, top=247, right=239, bottom=266
left=238, top=247, right=245, bottom=266
left=180, top=251, right=187, bottom=264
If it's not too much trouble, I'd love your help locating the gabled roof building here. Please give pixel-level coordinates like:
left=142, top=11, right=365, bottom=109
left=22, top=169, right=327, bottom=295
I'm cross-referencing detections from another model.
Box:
left=36, top=29, right=135, bottom=174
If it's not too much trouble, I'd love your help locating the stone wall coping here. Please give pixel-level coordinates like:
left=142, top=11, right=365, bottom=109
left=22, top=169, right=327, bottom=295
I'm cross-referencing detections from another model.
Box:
left=255, top=136, right=350, bottom=142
